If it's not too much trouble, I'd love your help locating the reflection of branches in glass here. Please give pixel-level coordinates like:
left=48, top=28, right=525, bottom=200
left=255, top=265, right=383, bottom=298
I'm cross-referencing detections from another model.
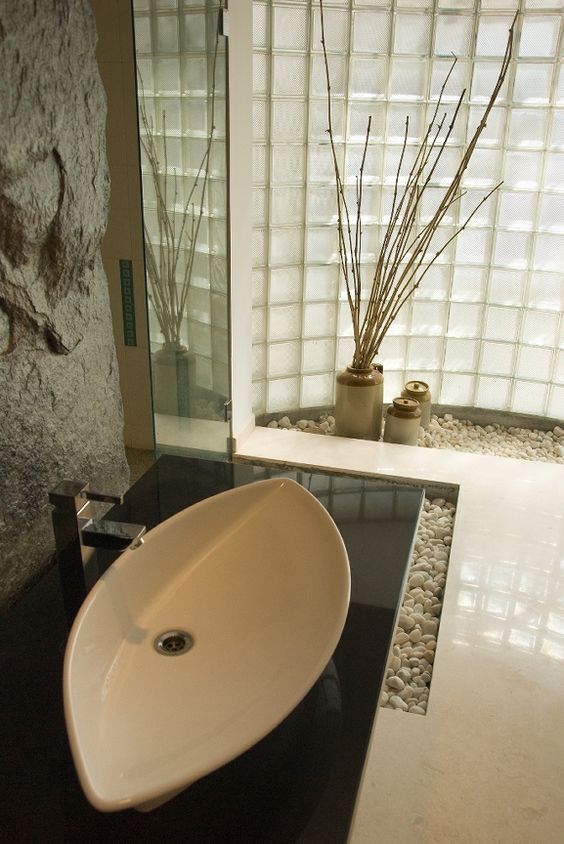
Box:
left=320, top=0, right=516, bottom=370
left=137, top=12, right=220, bottom=349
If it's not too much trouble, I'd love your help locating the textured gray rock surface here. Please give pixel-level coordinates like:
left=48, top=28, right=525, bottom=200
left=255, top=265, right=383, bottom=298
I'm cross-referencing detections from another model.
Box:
left=0, top=1, right=129, bottom=609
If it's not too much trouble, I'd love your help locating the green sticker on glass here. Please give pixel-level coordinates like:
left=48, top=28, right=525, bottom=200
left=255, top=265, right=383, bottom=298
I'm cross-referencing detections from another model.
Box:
left=119, top=259, right=137, bottom=347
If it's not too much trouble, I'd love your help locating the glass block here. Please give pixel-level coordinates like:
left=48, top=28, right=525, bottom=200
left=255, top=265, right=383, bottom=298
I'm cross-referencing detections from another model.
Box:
left=182, top=56, right=208, bottom=95
left=349, top=56, right=388, bottom=99
left=267, top=377, right=300, bottom=412
left=550, top=111, right=564, bottom=151
left=387, top=104, right=424, bottom=144
left=303, top=302, right=337, bottom=338
left=557, top=66, right=564, bottom=105
left=252, top=306, right=266, bottom=343
left=252, top=343, right=266, bottom=380
left=507, top=109, right=548, bottom=149
left=134, top=16, right=152, bottom=53
left=196, top=355, right=212, bottom=390
left=270, top=227, right=303, bottom=265
left=521, top=310, right=558, bottom=346
left=483, top=305, right=519, bottom=341
left=253, top=187, right=267, bottom=225
left=302, top=337, right=336, bottom=373
left=154, top=58, right=181, bottom=95
left=190, top=321, right=211, bottom=357
left=253, top=2, right=269, bottom=49
left=308, top=143, right=343, bottom=183
left=267, top=340, right=301, bottom=378
left=271, top=186, right=305, bottom=226
left=253, top=145, right=267, bottom=185
left=424, top=146, right=461, bottom=186
left=488, top=268, right=526, bottom=306
left=513, top=64, right=553, bottom=104
left=311, top=54, right=347, bottom=98
left=272, top=101, right=306, bottom=141
left=268, top=304, right=302, bottom=341
left=378, top=335, right=408, bottom=369
left=459, top=189, right=497, bottom=228
left=444, top=338, right=478, bottom=370
left=350, top=102, right=385, bottom=142
left=462, top=148, right=503, bottom=188
left=555, top=350, right=564, bottom=384
left=301, top=373, right=334, bottom=407
left=493, top=230, right=531, bottom=270
left=252, top=269, right=267, bottom=306
left=455, top=229, right=492, bottom=265
left=336, top=337, right=356, bottom=369
left=253, top=54, right=268, bottom=96
left=407, top=336, right=444, bottom=369
left=481, top=0, right=518, bottom=6
left=394, top=13, right=432, bottom=54
left=352, top=10, right=391, bottom=52
left=312, top=7, right=349, bottom=53
left=543, top=153, right=564, bottom=191
left=497, top=192, right=536, bottom=230
left=435, top=14, right=473, bottom=57
left=439, top=371, right=475, bottom=404
left=527, top=273, right=563, bottom=311
left=305, top=265, right=339, bottom=301
left=512, top=380, right=548, bottom=414
left=345, top=146, right=382, bottom=184
left=272, top=55, right=307, bottom=97
left=382, top=370, right=407, bottom=404
left=533, top=233, right=563, bottom=272
left=475, top=376, right=510, bottom=410
left=310, top=99, right=345, bottom=141
left=389, top=58, right=427, bottom=101
left=251, top=379, right=266, bottom=416
left=467, top=105, right=506, bottom=147
left=337, top=301, right=355, bottom=337
left=448, top=302, right=484, bottom=337
left=539, top=195, right=564, bottom=233
left=480, top=341, right=515, bottom=376
left=252, top=228, right=267, bottom=267
left=503, top=151, right=542, bottom=189
left=269, top=266, right=303, bottom=304
left=519, top=16, right=560, bottom=58
left=271, top=144, right=305, bottom=185
left=411, top=301, right=449, bottom=335
left=517, top=345, right=553, bottom=381
left=273, top=5, right=308, bottom=51
left=414, top=264, right=451, bottom=300
left=308, top=185, right=339, bottom=225
left=476, top=16, right=514, bottom=57
left=253, top=100, right=268, bottom=142
left=471, top=62, right=510, bottom=104
left=430, top=59, right=470, bottom=103
left=548, top=385, right=564, bottom=418
left=180, top=13, right=204, bottom=51
left=306, top=227, right=339, bottom=263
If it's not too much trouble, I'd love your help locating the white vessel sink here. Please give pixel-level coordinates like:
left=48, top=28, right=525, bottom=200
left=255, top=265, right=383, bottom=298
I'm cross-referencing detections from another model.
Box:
left=63, top=478, right=350, bottom=812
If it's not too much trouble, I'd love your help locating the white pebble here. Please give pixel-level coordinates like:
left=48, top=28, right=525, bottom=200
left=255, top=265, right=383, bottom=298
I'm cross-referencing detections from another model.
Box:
left=389, top=695, right=409, bottom=711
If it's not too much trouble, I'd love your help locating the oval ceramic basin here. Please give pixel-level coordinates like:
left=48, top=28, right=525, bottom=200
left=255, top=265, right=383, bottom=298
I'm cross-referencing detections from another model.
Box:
left=64, top=478, right=350, bottom=812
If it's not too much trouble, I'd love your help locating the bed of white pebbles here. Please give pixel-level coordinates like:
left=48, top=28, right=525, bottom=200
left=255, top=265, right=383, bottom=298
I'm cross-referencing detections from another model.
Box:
left=266, top=413, right=564, bottom=465
left=381, top=495, right=454, bottom=716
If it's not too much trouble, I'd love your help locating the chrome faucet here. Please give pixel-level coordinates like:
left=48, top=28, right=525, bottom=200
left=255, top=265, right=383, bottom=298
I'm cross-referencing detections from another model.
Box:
left=49, top=480, right=146, bottom=625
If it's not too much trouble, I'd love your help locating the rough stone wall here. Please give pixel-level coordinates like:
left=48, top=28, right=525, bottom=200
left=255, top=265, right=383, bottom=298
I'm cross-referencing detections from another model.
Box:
left=0, top=0, right=129, bottom=609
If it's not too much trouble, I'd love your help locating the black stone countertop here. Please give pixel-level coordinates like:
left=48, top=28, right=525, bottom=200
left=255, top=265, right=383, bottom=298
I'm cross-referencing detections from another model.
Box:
left=0, top=456, right=422, bottom=843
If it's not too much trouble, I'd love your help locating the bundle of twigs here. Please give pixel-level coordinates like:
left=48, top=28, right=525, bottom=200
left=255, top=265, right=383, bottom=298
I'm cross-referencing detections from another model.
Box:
left=319, top=0, right=516, bottom=370
left=137, top=14, right=220, bottom=348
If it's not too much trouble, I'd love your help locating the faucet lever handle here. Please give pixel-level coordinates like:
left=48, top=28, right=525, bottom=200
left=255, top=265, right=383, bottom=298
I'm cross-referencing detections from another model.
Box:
left=80, top=489, right=124, bottom=505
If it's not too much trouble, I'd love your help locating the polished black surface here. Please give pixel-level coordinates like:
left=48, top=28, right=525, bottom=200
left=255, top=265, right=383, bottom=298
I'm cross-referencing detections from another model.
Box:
left=0, top=456, right=422, bottom=843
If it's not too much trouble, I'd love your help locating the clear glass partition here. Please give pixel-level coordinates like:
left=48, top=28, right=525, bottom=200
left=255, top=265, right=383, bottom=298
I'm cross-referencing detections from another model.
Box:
left=132, top=0, right=231, bottom=459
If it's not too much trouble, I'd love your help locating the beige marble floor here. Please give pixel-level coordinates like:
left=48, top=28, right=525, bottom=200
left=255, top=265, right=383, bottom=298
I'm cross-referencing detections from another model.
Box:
left=236, top=427, right=564, bottom=844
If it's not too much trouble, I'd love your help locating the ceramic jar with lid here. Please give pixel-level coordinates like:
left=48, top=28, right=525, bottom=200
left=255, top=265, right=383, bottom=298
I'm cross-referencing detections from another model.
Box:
left=401, top=380, right=431, bottom=429
left=383, top=397, right=422, bottom=446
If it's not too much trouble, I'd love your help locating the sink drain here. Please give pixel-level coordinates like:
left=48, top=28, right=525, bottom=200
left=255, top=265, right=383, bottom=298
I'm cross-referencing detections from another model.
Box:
left=153, top=630, right=194, bottom=656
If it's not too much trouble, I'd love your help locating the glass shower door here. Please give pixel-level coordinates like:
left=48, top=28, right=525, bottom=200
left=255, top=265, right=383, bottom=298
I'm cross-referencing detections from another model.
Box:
left=132, top=0, right=231, bottom=459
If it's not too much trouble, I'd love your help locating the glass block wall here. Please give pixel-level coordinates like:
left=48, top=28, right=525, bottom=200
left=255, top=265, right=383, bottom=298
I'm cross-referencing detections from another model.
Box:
left=251, top=0, right=564, bottom=419
left=133, top=0, right=230, bottom=402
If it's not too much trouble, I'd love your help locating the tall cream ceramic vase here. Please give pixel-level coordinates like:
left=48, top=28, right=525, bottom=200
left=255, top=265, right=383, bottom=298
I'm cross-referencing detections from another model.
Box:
left=335, top=366, right=384, bottom=440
